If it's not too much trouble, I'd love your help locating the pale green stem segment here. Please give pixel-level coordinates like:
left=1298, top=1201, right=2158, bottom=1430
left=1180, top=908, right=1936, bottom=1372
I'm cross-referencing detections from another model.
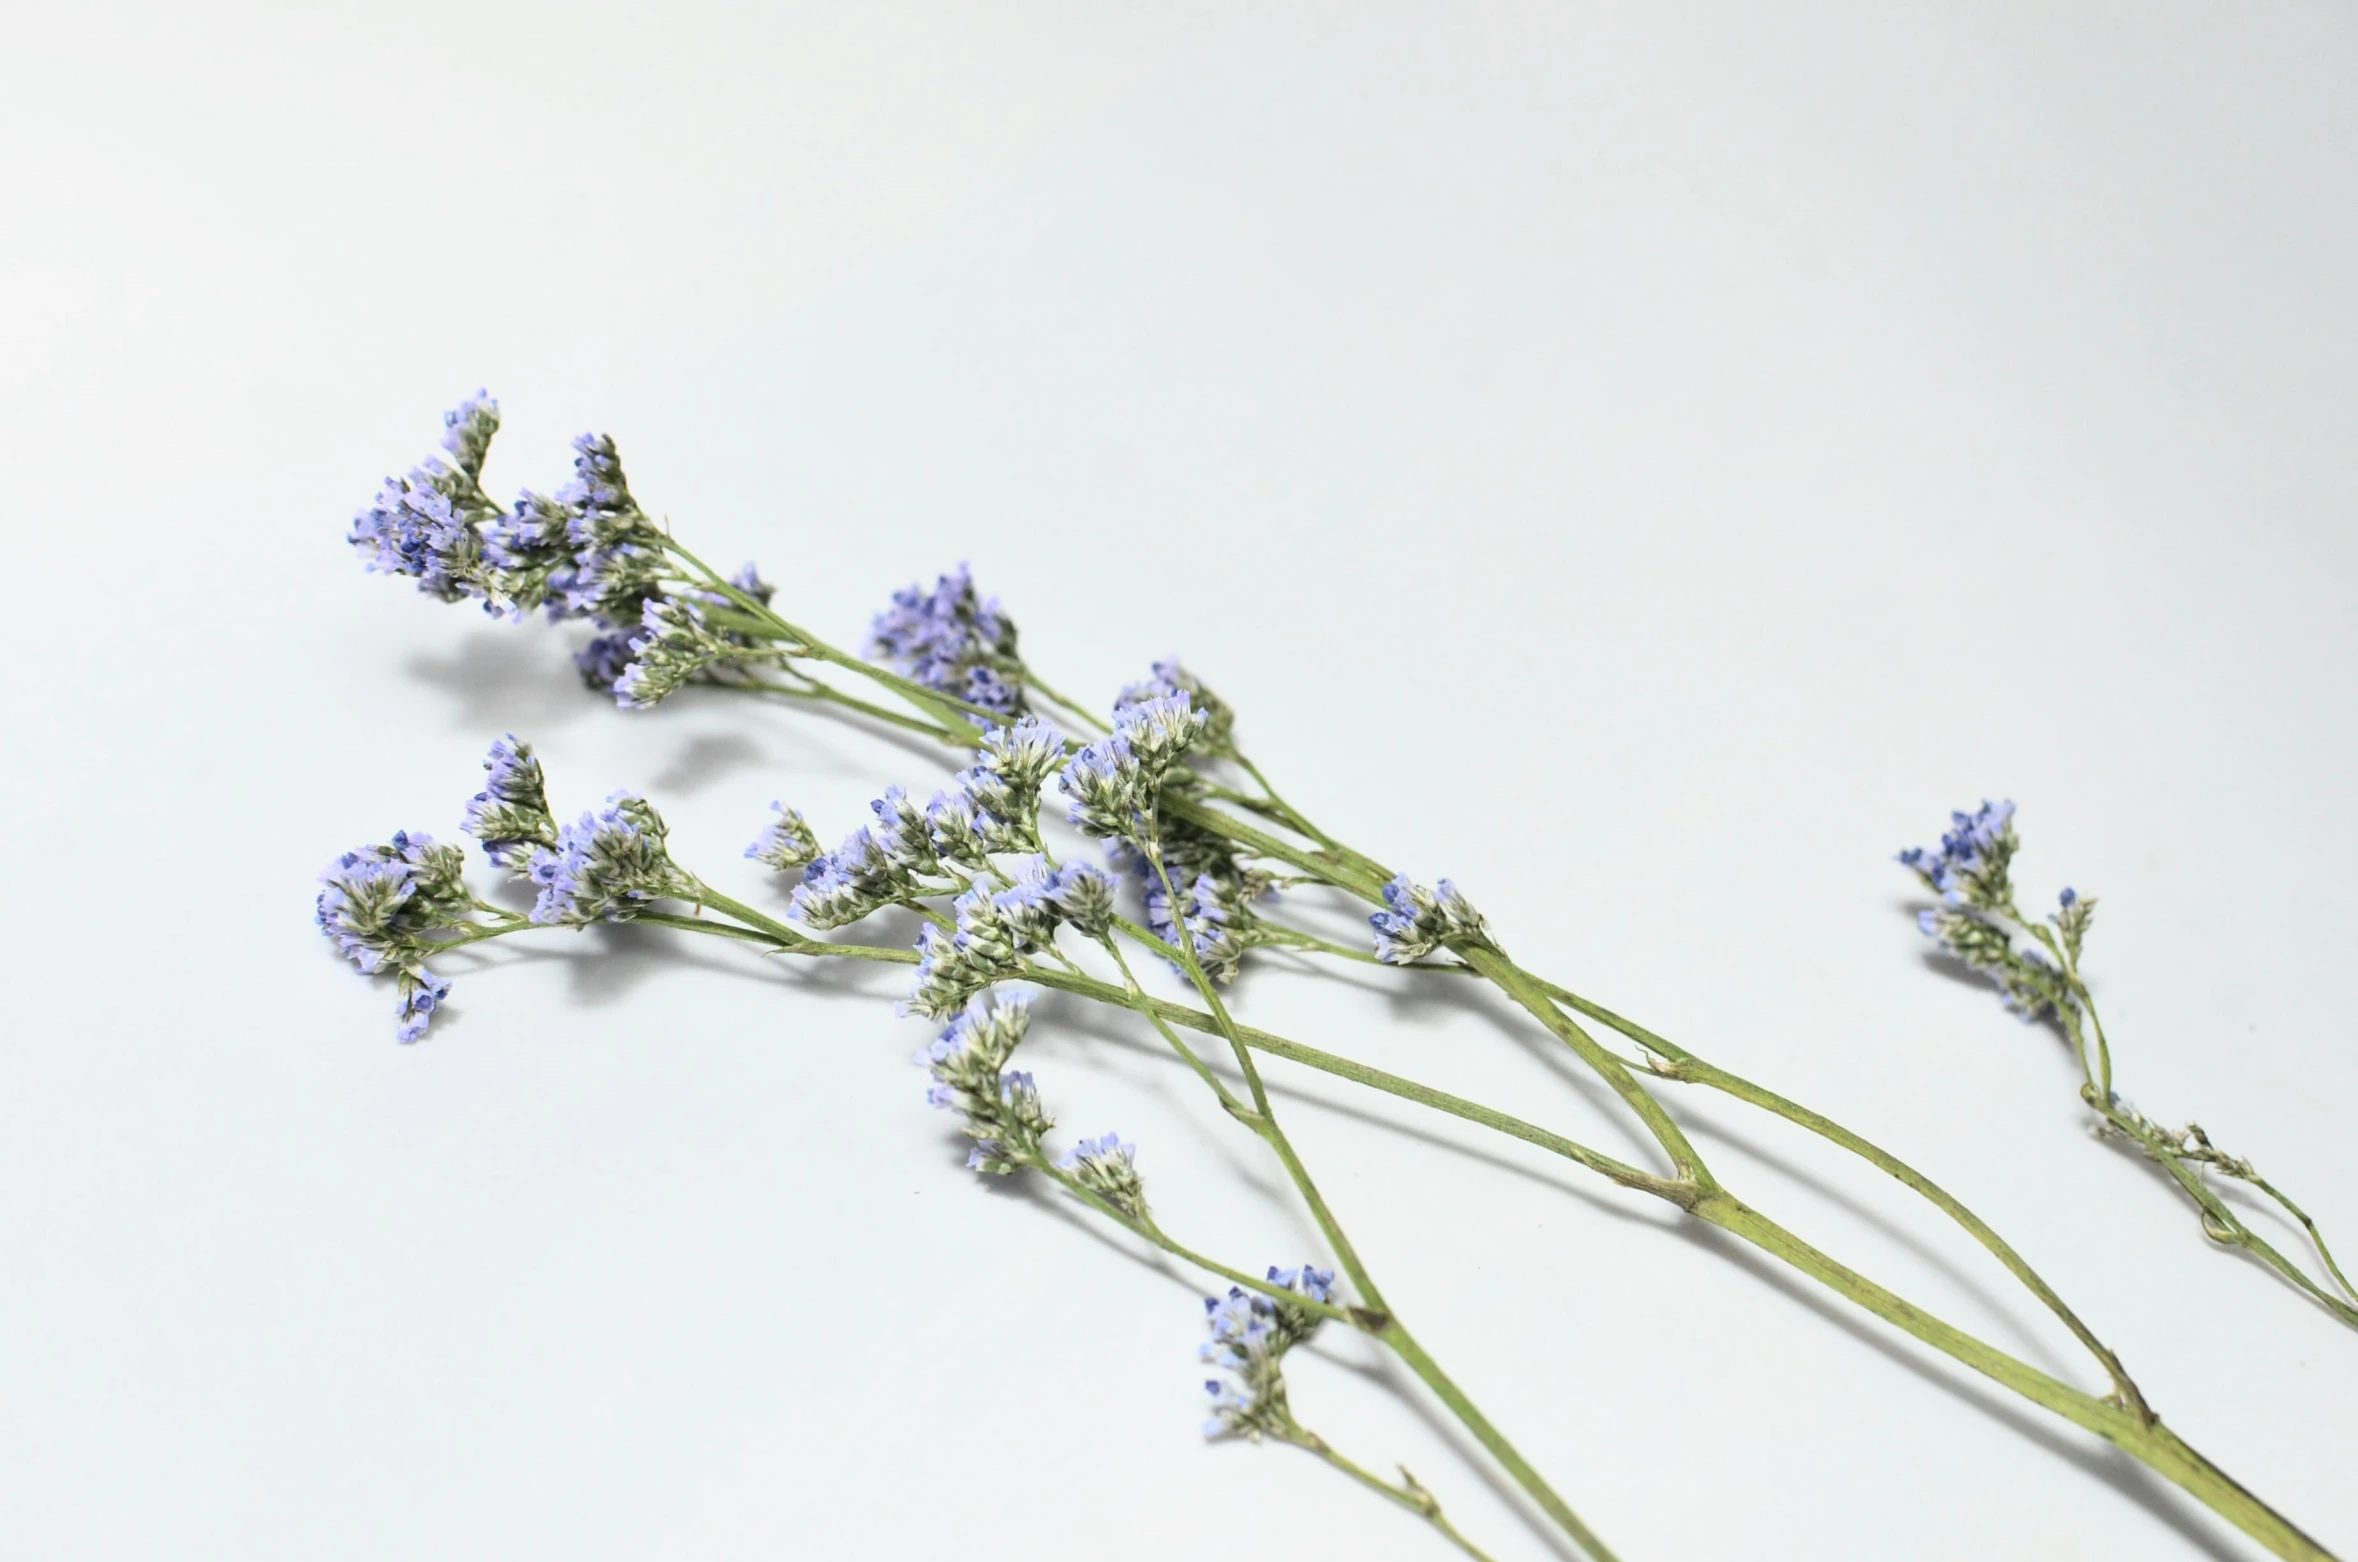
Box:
left=1139, top=844, right=1384, bottom=1307
left=1696, top=1190, right=2335, bottom=1560
left=1029, top=1161, right=1500, bottom=1559
left=1143, top=791, right=2336, bottom=1558
left=1034, top=1023, right=1507, bottom=1562
left=1521, top=975, right=2151, bottom=1420
left=531, top=870, right=1608, bottom=1559
left=1461, top=947, right=1715, bottom=1188
left=2016, top=916, right=2358, bottom=1327
left=1131, top=841, right=1617, bottom=1559
left=1282, top=1436, right=1497, bottom=1562
left=1066, top=937, right=2331, bottom=1558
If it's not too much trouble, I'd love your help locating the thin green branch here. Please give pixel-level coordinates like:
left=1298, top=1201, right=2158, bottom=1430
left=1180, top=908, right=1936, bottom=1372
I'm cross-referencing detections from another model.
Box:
left=1282, top=1435, right=1497, bottom=1562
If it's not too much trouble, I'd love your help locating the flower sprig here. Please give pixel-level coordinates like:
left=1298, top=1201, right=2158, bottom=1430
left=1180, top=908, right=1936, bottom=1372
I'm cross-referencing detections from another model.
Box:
left=1901, top=801, right=2358, bottom=1327
left=324, top=394, right=2348, bottom=1562
left=316, top=716, right=1519, bottom=1560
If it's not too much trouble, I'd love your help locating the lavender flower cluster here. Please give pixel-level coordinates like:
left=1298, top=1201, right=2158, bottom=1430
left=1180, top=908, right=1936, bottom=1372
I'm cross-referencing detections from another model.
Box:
left=866, top=565, right=1026, bottom=715
left=1201, top=1264, right=1338, bottom=1441
left=349, top=393, right=775, bottom=709
left=526, top=795, right=693, bottom=928
left=776, top=716, right=1067, bottom=933
left=316, top=735, right=702, bottom=1043
left=906, top=857, right=1121, bottom=1020
left=1369, top=875, right=1490, bottom=965
left=314, top=832, right=473, bottom=1042
left=461, top=734, right=557, bottom=871
left=917, top=993, right=1051, bottom=1174
left=1899, top=800, right=2084, bottom=1023
left=1056, top=1133, right=1148, bottom=1219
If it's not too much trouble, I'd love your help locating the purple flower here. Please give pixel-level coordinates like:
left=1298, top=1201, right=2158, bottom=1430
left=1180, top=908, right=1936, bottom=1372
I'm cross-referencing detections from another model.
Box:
left=461, top=735, right=556, bottom=872
left=1044, top=860, right=1116, bottom=939
left=526, top=794, right=689, bottom=927
left=350, top=401, right=676, bottom=629
left=1897, top=800, right=2018, bottom=909
left=914, top=994, right=1047, bottom=1173
left=866, top=564, right=1025, bottom=715
left=614, top=594, right=729, bottom=710
left=1197, top=1262, right=1336, bottom=1441
left=315, top=831, right=474, bottom=1042
left=790, top=826, right=911, bottom=930
left=1369, top=875, right=1487, bottom=964
left=1116, top=657, right=1235, bottom=749
left=1146, top=871, right=1246, bottom=982
left=1058, top=732, right=1139, bottom=839
left=438, top=390, right=499, bottom=481
left=349, top=463, right=485, bottom=604
left=746, top=803, right=821, bottom=872
left=394, top=970, right=453, bottom=1045
left=573, top=632, right=637, bottom=693
left=1054, top=1132, right=1147, bottom=1218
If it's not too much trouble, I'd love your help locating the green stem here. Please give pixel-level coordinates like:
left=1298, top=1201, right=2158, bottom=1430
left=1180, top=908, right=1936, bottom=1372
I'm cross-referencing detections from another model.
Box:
left=1031, top=938, right=2330, bottom=1557
left=663, top=540, right=1001, bottom=734
left=1142, top=844, right=1382, bottom=1307
left=1020, top=669, right=1111, bottom=735
left=686, top=885, right=806, bottom=945
left=2248, top=1174, right=2358, bottom=1307
left=1034, top=1161, right=1357, bottom=1330
left=1233, top=749, right=1347, bottom=855
left=1285, top=1434, right=1497, bottom=1562
left=1377, top=1320, right=1623, bottom=1562
left=1149, top=796, right=2336, bottom=1550
left=1102, top=929, right=1249, bottom=1116
left=1692, top=1191, right=2334, bottom=1562
left=1663, top=1052, right=2147, bottom=1417
left=1018, top=958, right=1680, bottom=1200
left=1134, top=842, right=1612, bottom=1555
left=2055, top=938, right=2357, bottom=1325
left=1462, top=946, right=1714, bottom=1187
left=2100, top=1107, right=2358, bottom=1328
left=1032, top=1168, right=1519, bottom=1561
left=742, top=676, right=967, bottom=745
left=1521, top=974, right=2149, bottom=1416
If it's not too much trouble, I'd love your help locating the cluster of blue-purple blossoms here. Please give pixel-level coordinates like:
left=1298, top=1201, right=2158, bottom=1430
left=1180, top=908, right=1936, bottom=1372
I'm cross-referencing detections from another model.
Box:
left=1142, top=872, right=1250, bottom=983
left=1899, top=800, right=2086, bottom=1023
left=1898, top=799, right=2019, bottom=909
left=1368, top=876, right=1491, bottom=965
left=1058, top=691, right=1209, bottom=842
left=1117, top=657, right=1237, bottom=752
left=906, top=854, right=1122, bottom=1020
left=866, top=565, right=1026, bottom=716
left=460, top=734, right=557, bottom=871
left=1071, top=672, right=1276, bottom=972
left=1056, top=1133, right=1148, bottom=1220
left=774, top=715, right=1072, bottom=931
left=915, top=993, right=1053, bottom=1174
left=318, top=735, right=709, bottom=1042
left=350, top=393, right=776, bottom=708
left=745, top=802, right=822, bottom=873
left=460, top=736, right=690, bottom=930
left=524, top=795, right=693, bottom=928
left=1201, top=1264, right=1338, bottom=1441
left=314, top=832, right=473, bottom=1043
left=912, top=1000, right=1151, bottom=1221
left=746, top=711, right=1136, bottom=1020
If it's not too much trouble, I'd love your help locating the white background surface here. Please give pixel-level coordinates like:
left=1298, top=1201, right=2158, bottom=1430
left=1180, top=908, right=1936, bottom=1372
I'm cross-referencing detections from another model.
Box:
left=4, top=4, right=2355, bottom=1558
